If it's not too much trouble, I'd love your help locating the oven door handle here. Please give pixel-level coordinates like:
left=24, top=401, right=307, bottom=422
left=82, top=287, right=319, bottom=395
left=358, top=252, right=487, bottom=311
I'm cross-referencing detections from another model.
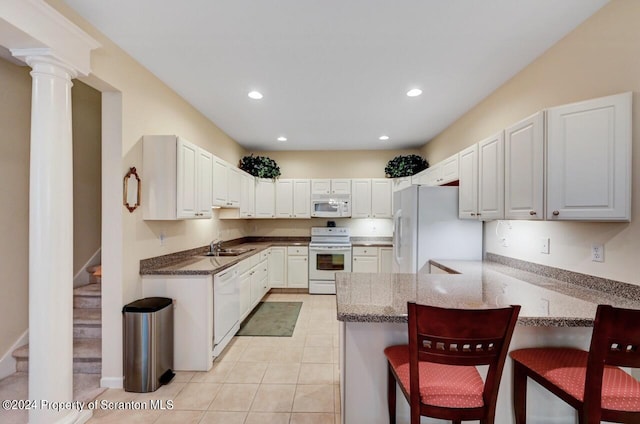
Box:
left=310, top=246, right=352, bottom=252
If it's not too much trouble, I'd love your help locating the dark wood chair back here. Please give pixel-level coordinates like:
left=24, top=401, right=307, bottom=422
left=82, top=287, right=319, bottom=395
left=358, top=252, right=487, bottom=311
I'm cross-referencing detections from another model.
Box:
left=408, top=302, right=521, bottom=419
left=585, top=304, right=640, bottom=420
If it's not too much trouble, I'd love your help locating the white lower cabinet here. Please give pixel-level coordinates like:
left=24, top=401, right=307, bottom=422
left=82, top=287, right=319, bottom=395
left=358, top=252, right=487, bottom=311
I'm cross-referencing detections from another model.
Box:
left=287, top=246, right=309, bottom=288
left=352, top=246, right=379, bottom=273
left=141, top=275, right=213, bottom=371
left=239, top=253, right=269, bottom=322
left=268, top=247, right=287, bottom=288
left=378, top=247, right=392, bottom=273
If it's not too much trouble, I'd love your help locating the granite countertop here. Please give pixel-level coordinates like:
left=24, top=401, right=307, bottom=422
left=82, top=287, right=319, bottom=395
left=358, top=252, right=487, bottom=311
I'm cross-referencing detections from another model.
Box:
left=350, top=237, right=393, bottom=247
left=140, top=238, right=309, bottom=276
left=336, top=259, right=640, bottom=327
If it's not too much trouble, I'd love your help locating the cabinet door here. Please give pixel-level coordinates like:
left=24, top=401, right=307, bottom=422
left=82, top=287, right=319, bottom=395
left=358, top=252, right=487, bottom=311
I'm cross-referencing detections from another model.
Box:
left=268, top=247, right=286, bottom=288
left=287, top=255, right=309, bottom=288
left=311, top=179, right=331, bottom=195
left=176, top=138, right=199, bottom=218
left=196, top=148, right=213, bottom=218
left=392, top=177, right=412, bottom=192
left=505, top=112, right=544, bottom=220
left=440, top=154, right=459, bottom=185
left=352, top=256, right=379, bottom=273
left=240, top=172, right=255, bottom=218
left=292, top=179, right=311, bottom=218
left=227, top=167, right=241, bottom=208
left=254, top=179, right=275, bottom=218
left=331, top=179, right=351, bottom=194
left=275, top=179, right=294, bottom=218
left=378, top=247, right=393, bottom=273
left=351, top=179, right=372, bottom=218
left=478, top=131, right=504, bottom=221
left=371, top=179, right=392, bottom=218
left=547, top=92, right=632, bottom=221
left=458, top=144, right=478, bottom=219
left=239, top=270, right=252, bottom=321
left=212, top=156, right=228, bottom=207
left=411, top=169, right=428, bottom=185
left=425, top=165, right=441, bottom=186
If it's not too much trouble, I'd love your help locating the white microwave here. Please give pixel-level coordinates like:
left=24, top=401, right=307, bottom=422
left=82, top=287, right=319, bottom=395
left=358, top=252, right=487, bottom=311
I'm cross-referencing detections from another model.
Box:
left=311, top=194, right=351, bottom=217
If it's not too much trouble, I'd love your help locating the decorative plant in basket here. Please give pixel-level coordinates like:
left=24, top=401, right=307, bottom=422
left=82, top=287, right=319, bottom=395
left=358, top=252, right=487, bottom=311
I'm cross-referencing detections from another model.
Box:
left=239, top=154, right=281, bottom=179
left=384, top=154, right=429, bottom=178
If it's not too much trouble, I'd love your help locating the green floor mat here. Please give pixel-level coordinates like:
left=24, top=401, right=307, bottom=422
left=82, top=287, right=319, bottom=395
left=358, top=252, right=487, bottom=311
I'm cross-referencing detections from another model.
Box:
left=237, top=301, right=303, bottom=337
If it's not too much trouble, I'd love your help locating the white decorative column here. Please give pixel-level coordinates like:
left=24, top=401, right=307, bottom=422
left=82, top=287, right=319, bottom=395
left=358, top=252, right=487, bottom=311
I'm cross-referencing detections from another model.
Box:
left=24, top=54, right=80, bottom=424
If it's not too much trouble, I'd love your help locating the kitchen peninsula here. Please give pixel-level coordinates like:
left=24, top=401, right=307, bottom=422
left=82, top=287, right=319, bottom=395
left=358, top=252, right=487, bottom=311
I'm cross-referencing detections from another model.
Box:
left=336, top=258, right=640, bottom=424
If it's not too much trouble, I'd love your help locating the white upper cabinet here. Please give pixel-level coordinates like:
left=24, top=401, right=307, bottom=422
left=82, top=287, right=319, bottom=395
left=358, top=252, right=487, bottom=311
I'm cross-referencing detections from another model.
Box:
left=239, top=171, right=255, bottom=218
left=505, top=112, right=544, bottom=220
left=212, top=156, right=241, bottom=208
left=275, top=179, right=294, bottom=218
left=392, top=177, right=412, bottom=192
left=142, top=135, right=212, bottom=220
left=351, top=178, right=392, bottom=219
left=416, top=154, right=459, bottom=187
left=371, top=178, right=392, bottom=218
left=351, top=179, right=372, bottom=218
left=546, top=92, right=632, bottom=221
left=458, top=144, right=478, bottom=219
left=292, top=179, right=311, bottom=218
left=311, top=179, right=351, bottom=195
left=477, top=131, right=505, bottom=221
left=254, top=178, right=276, bottom=218
left=276, top=179, right=311, bottom=218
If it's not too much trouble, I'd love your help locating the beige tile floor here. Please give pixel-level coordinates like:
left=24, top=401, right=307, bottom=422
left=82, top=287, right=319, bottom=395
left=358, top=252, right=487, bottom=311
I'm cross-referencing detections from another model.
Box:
left=83, top=292, right=342, bottom=424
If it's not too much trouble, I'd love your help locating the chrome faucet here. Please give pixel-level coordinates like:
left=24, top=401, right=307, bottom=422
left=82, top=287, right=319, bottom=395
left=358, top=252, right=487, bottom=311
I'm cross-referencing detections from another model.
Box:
left=209, top=240, right=223, bottom=255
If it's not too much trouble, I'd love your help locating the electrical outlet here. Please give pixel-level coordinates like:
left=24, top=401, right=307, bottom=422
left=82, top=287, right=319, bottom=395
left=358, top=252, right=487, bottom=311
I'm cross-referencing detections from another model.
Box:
left=501, top=237, right=509, bottom=247
left=540, top=237, right=550, bottom=254
left=592, top=244, right=604, bottom=262
left=159, top=231, right=165, bottom=246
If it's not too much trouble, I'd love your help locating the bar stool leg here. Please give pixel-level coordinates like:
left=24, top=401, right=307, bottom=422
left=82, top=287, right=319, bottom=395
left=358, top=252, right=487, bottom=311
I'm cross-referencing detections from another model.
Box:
left=387, top=363, right=397, bottom=424
left=513, top=361, right=528, bottom=424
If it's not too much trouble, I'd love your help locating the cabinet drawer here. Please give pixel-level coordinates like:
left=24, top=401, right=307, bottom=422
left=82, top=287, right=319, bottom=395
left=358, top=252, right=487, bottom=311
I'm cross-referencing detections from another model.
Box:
left=287, top=246, right=308, bottom=256
left=238, top=257, right=253, bottom=275
left=352, top=246, right=377, bottom=256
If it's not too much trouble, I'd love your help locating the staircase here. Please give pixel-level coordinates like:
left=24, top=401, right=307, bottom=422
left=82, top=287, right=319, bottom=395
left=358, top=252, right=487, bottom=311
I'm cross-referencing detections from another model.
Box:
left=13, top=265, right=102, bottom=375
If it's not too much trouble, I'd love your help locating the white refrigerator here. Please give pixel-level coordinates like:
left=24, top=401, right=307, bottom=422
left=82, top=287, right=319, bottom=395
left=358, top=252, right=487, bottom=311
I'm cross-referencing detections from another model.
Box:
left=393, top=185, right=482, bottom=273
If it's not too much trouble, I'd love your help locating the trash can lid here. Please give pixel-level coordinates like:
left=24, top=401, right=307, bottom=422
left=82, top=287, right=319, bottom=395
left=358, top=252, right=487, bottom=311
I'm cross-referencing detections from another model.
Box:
left=122, top=297, right=172, bottom=313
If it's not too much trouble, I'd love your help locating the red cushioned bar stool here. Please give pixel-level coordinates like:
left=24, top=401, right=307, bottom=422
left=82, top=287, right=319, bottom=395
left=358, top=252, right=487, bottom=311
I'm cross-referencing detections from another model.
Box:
left=384, top=302, right=520, bottom=424
left=510, top=304, right=640, bottom=423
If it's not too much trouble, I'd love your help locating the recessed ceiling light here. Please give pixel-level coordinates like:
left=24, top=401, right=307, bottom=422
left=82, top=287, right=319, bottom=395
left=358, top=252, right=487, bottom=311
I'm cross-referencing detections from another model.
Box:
left=406, top=88, right=422, bottom=97
left=277, top=136, right=287, bottom=142
left=379, top=135, right=390, bottom=141
left=248, top=91, right=263, bottom=100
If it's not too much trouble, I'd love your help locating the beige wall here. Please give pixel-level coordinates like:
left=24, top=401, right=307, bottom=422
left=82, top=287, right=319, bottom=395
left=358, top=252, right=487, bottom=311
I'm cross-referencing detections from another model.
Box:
left=421, top=0, right=640, bottom=285
left=0, top=59, right=31, bottom=357
left=72, top=80, right=102, bottom=275
left=252, top=149, right=421, bottom=179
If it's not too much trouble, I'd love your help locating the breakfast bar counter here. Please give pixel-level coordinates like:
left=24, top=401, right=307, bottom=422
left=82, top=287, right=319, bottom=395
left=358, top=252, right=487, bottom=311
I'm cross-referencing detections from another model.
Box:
left=336, top=259, right=640, bottom=424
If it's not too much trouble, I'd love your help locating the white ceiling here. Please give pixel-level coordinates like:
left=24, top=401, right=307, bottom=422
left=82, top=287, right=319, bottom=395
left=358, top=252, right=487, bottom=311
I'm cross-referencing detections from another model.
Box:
left=63, top=0, right=608, bottom=151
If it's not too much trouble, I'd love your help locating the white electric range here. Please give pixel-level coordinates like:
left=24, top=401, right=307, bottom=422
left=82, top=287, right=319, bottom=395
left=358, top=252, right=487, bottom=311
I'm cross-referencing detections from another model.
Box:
left=308, top=227, right=352, bottom=294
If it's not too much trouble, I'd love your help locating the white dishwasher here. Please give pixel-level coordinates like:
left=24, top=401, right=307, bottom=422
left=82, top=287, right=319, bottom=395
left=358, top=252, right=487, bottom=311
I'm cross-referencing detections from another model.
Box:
left=213, top=264, right=240, bottom=357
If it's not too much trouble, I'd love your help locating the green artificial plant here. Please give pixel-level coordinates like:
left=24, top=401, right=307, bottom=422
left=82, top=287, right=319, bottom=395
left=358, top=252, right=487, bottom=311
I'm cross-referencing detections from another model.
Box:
left=384, top=154, right=429, bottom=178
left=238, top=154, right=281, bottom=179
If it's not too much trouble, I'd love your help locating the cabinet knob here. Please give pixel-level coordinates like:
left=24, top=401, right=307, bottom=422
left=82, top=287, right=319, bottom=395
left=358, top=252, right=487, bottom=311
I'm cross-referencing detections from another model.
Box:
left=476, top=213, right=482, bottom=216
left=529, top=211, right=537, bottom=215
left=354, top=258, right=357, bottom=261
left=304, top=258, right=307, bottom=261
left=470, top=213, right=476, bottom=216
left=552, top=210, right=560, bottom=216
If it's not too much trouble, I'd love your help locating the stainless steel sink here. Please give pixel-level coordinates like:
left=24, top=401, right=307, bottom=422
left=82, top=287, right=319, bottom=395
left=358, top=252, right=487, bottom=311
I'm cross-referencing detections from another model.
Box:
left=202, top=247, right=256, bottom=257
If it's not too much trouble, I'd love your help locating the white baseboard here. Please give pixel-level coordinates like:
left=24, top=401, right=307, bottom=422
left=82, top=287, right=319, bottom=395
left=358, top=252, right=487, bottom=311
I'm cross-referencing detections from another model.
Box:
left=73, top=248, right=102, bottom=288
left=100, top=376, right=123, bottom=389
left=0, top=329, right=28, bottom=379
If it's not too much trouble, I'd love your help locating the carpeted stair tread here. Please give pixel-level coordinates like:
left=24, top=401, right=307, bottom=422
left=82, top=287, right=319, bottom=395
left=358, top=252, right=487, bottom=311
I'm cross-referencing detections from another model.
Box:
left=13, top=339, right=101, bottom=360
left=73, top=308, right=101, bottom=325
left=74, top=283, right=101, bottom=296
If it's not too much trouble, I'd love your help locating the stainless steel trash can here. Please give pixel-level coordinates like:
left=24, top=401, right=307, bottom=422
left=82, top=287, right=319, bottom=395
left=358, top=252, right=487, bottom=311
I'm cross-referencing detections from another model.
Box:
left=122, top=297, right=174, bottom=392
